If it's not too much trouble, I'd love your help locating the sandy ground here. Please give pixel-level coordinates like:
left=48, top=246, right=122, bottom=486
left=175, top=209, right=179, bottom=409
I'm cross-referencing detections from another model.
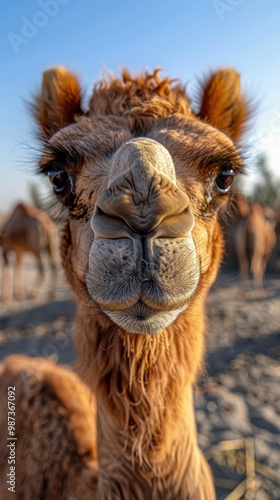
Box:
left=0, top=257, right=279, bottom=499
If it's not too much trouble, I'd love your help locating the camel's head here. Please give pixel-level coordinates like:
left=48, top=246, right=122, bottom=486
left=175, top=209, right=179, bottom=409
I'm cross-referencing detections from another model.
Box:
left=35, top=67, right=250, bottom=334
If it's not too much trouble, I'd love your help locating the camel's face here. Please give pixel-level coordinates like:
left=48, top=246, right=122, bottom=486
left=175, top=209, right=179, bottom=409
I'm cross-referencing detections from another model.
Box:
left=41, top=113, right=240, bottom=334
left=36, top=68, right=249, bottom=334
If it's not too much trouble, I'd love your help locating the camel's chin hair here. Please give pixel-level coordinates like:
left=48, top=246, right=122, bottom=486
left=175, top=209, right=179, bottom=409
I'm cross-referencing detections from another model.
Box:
left=101, top=303, right=188, bottom=335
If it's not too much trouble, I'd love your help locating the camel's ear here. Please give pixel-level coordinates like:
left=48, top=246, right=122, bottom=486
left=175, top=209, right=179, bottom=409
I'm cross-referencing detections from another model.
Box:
left=197, top=69, right=251, bottom=142
left=34, top=67, right=82, bottom=138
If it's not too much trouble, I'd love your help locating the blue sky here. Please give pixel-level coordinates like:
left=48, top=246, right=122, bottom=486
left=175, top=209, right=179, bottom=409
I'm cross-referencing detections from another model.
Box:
left=0, top=0, right=280, bottom=211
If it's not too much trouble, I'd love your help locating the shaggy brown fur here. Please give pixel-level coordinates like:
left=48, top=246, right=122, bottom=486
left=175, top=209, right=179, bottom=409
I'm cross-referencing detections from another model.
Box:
left=0, top=202, right=58, bottom=299
left=0, top=355, right=97, bottom=499
left=0, top=66, right=252, bottom=499
left=234, top=197, right=276, bottom=293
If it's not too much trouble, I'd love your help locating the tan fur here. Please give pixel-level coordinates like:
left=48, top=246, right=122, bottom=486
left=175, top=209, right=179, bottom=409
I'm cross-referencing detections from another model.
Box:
left=234, top=197, right=276, bottom=293
left=198, top=69, right=251, bottom=142
left=0, top=66, right=251, bottom=499
left=0, top=355, right=98, bottom=499
left=35, top=66, right=82, bottom=137
left=0, top=202, right=58, bottom=299
left=273, top=209, right=280, bottom=269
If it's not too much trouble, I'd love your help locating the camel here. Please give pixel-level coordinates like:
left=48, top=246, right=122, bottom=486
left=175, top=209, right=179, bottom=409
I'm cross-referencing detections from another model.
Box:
left=273, top=208, right=280, bottom=269
left=0, top=202, right=58, bottom=300
left=0, top=66, right=252, bottom=499
left=233, top=197, right=276, bottom=294
left=0, top=355, right=98, bottom=499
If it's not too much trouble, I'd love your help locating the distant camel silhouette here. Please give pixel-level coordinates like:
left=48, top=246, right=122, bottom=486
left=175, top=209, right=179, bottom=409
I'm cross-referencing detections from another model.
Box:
left=0, top=202, right=58, bottom=299
left=234, top=197, right=276, bottom=294
left=273, top=208, right=280, bottom=269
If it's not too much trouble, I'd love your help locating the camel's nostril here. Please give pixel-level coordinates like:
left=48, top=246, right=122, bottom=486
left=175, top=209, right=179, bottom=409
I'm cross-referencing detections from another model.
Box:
left=154, top=204, right=195, bottom=239
left=90, top=206, right=133, bottom=239
left=92, top=202, right=194, bottom=240
left=95, top=176, right=191, bottom=237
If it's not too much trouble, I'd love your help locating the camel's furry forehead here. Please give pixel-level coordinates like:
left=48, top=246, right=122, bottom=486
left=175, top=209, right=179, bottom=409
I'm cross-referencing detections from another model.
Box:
left=88, top=69, right=192, bottom=131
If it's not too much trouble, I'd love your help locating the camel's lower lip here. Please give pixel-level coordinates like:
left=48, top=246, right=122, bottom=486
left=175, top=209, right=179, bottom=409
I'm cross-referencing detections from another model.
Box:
left=102, top=301, right=187, bottom=335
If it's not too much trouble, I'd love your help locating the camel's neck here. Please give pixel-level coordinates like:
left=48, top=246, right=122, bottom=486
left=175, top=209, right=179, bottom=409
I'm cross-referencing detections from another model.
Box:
left=75, top=300, right=214, bottom=497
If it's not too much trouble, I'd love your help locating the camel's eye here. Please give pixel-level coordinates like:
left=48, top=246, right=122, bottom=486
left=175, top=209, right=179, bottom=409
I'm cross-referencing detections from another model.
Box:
left=48, top=170, right=71, bottom=194
left=215, top=168, right=235, bottom=193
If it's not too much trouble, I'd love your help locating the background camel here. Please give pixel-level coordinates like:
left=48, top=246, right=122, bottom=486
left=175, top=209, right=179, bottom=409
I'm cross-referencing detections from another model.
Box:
left=233, top=197, right=276, bottom=294
left=0, top=65, right=251, bottom=499
left=0, top=202, right=58, bottom=300
left=272, top=207, right=280, bottom=269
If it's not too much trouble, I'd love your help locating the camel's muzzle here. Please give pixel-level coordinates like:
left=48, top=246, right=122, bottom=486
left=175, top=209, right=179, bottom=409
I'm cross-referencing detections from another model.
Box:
left=86, top=138, right=199, bottom=334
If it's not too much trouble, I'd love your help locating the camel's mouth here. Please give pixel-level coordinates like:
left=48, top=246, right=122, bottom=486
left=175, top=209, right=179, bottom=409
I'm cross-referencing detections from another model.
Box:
left=102, top=300, right=188, bottom=335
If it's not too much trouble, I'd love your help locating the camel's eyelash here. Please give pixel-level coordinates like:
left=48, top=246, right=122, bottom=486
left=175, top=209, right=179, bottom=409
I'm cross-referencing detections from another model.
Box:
left=204, top=151, right=242, bottom=173
left=40, top=144, right=84, bottom=174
